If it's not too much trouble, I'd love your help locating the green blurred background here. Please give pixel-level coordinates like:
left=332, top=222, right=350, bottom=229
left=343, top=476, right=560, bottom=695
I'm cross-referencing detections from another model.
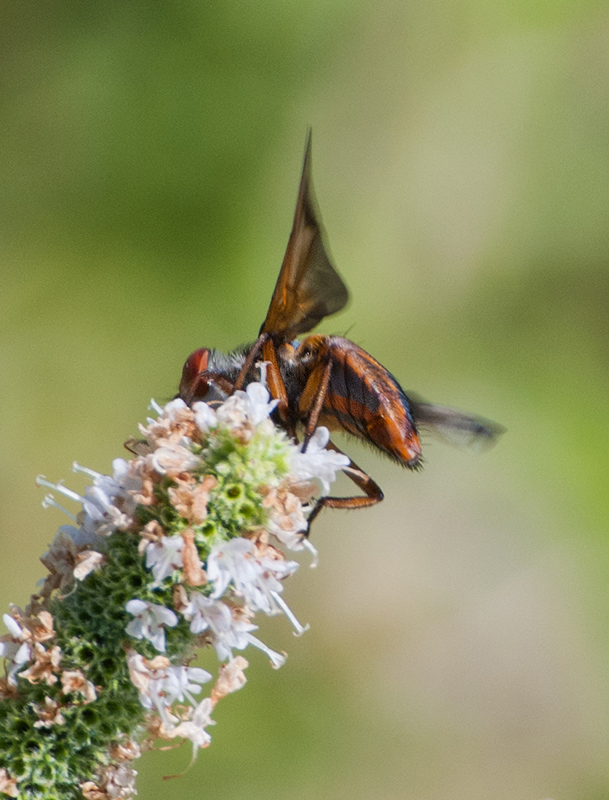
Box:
left=2, top=1, right=609, bottom=798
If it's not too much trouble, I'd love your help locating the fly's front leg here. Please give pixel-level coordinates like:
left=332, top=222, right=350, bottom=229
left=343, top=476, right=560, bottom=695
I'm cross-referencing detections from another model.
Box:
left=233, top=333, right=269, bottom=390
left=305, top=440, right=384, bottom=534
left=261, top=338, right=295, bottom=435
left=232, top=334, right=294, bottom=437
left=179, top=371, right=235, bottom=405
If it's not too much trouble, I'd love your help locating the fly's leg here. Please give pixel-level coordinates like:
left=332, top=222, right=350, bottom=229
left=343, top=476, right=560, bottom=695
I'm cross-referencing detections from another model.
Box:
left=233, top=333, right=269, bottom=390
left=231, top=334, right=295, bottom=435
left=179, top=371, right=236, bottom=405
left=296, top=360, right=383, bottom=531
left=305, top=440, right=383, bottom=533
left=261, top=338, right=293, bottom=433
left=297, top=359, right=332, bottom=452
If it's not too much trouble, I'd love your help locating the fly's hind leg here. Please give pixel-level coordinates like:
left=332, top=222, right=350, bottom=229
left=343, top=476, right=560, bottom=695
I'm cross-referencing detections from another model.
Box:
left=305, top=440, right=384, bottom=534
left=296, top=362, right=383, bottom=532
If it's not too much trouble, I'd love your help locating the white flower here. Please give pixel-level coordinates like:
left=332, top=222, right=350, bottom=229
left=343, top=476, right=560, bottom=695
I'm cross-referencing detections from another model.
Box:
left=213, top=394, right=248, bottom=429
left=144, top=535, right=184, bottom=588
left=206, top=538, right=256, bottom=599
left=107, top=459, right=144, bottom=514
left=211, top=656, right=248, bottom=702
left=125, top=600, right=178, bottom=652
left=144, top=663, right=212, bottom=719
left=73, top=550, right=105, bottom=581
left=126, top=649, right=212, bottom=738
left=181, top=594, right=286, bottom=667
left=2, top=613, right=25, bottom=641
left=159, top=665, right=212, bottom=708
left=77, top=460, right=137, bottom=536
left=202, top=603, right=256, bottom=662
left=263, top=486, right=309, bottom=550
left=182, top=592, right=232, bottom=636
left=89, top=459, right=131, bottom=502
left=159, top=398, right=190, bottom=422
left=125, top=650, right=165, bottom=709
left=211, top=382, right=278, bottom=432
left=266, top=518, right=307, bottom=550
left=207, top=538, right=298, bottom=613
left=169, top=697, right=215, bottom=753
left=148, top=441, right=200, bottom=476
left=82, top=484, right=131, bottom=537
left=139, top=398, right=196, bottom=446
left=289, top=426, right=350, bottom=494
left=244, top=383, right=279, bottom=425
left=0, top=614, right=35, bottom=685
left=103, top=762, right=138, bottom=800
left=0, top=637, right=30, bottom=687
left=193, top=401, right=218, bottom=433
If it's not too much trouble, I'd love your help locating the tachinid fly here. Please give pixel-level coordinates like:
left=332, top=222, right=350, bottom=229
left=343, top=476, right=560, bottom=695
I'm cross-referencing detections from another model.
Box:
left=179, top=133, right=503, bottom=529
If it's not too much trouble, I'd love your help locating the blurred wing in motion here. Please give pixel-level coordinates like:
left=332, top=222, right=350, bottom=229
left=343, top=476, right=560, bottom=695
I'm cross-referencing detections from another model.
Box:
left=260, top=130, right=349, bottom=339
left=410, top=397, right=505, bottom=453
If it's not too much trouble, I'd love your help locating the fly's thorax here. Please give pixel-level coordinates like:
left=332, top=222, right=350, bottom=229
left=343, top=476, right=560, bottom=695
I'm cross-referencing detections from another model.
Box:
left=275, top=340, right=297, bottom=365
left=294, top=334, right=331, bottom=369
left=278, top=334, right=332, bottom=405
left=209, top=347, right=247, bottom=376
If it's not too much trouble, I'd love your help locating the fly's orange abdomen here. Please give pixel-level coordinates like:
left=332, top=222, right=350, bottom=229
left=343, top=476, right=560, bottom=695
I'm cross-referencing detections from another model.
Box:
left=321, top=338, right=422, bottom=468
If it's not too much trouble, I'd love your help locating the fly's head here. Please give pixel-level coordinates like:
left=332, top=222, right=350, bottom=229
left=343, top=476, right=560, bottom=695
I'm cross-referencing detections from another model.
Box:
left=178, top=347, right=244, bottom=405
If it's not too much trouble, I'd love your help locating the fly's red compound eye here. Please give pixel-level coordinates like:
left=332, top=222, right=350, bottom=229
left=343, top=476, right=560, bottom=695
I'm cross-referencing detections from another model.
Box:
left=179, top=348, right=210, bottom=398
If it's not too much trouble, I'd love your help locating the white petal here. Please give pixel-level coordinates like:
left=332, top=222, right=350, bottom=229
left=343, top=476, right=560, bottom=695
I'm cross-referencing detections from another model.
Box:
left=125, top=599, right=148, bottom=616
left=193, top=402, right=218, bottom=432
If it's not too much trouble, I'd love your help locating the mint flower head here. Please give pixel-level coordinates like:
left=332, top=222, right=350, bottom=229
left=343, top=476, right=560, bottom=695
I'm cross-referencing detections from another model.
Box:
left=0, top=383, right=348, bottom=799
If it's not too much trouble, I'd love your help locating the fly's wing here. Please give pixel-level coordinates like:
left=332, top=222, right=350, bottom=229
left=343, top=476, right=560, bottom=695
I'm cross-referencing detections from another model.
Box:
left=409, top=397, right=505, bottom=453
left=260, top=131, right=349, bottom=339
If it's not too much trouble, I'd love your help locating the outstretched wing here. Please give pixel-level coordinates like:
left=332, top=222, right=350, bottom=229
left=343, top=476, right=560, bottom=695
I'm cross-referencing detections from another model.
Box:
left=260, top=131, right=349, bottom=339
left=409, top=397, right=505, bottom=453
